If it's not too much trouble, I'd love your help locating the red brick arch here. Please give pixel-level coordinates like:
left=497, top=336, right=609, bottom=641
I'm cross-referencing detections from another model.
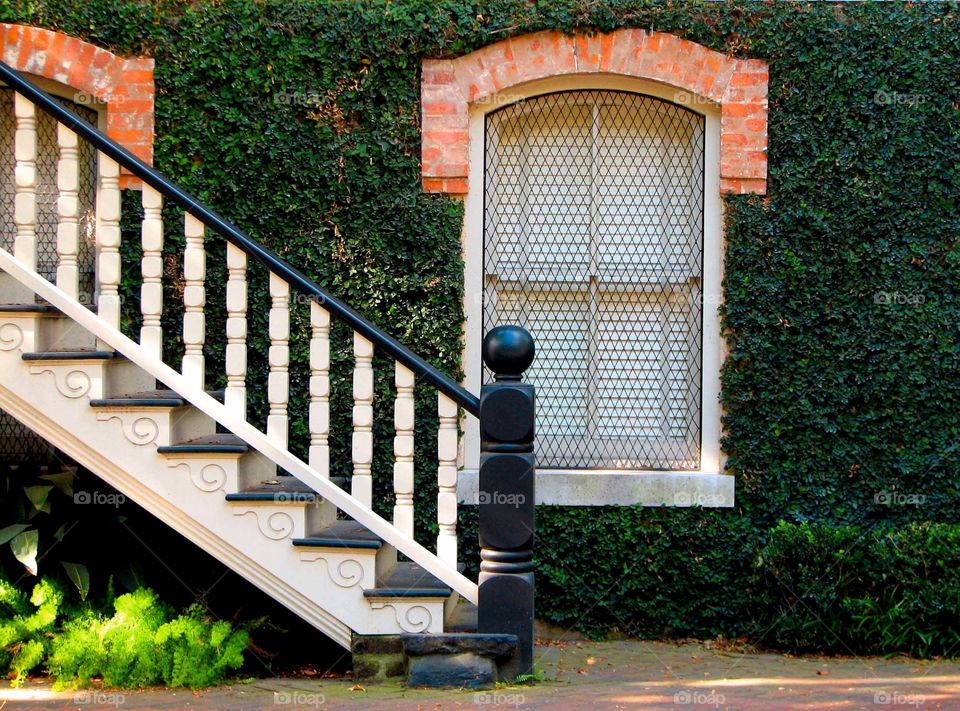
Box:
left=0, top=23, right=154, bottom=184
left=421, top=30, right=768, bottom=195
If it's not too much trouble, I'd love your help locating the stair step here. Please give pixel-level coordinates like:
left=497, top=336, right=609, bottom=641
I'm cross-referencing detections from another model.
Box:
left=0, top=303, right=56, bottom=313
left=23, top=349, right=118, bottom=361
left=157, top=434, right=249, bottom=454
left=445, top=601, right=479, bottom=633
left=0, top=302, right=95, bottom=314
left=293, top=521, right=384, bottom=550
left=90, top=389, right=224, bottom=408
left=225, top=477, right=322, bottom=503
left=402, top=633, right=518, bottom=689
left=364, top=562, right=451, bottom=599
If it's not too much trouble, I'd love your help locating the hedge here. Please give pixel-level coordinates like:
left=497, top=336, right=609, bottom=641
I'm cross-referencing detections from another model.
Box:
left=1, top=0, right=957, bottom=652
left=755, top=521, right=960, bottom=657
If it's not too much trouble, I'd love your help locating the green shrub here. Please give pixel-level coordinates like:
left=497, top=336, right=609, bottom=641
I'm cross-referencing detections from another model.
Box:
left=0, top=577, right=66, bottom=686
left=154, top=606, right=249, bottom=688
left=755, top=521, right=960, bottom=656
left=45, top=609, right=107, bottom=686
left=534, top=507, right=758, bottom=639
left=46, top=589, right=248, bottom=689
left=99, top=588, right=169, bottom=688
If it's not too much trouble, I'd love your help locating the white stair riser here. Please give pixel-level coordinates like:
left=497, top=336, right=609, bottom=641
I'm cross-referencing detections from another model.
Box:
left=43, top=316, right=96, bottom=352
left=107, top=359, right=157, bottom=395
left=363, top=597, right=447, bottom=635
left=166, top=455, right=244, bottom=494
left=165, top=451, right=290, bottom=496
left=28, top=359, right=110, bottom=400
left=0, top=272, right=35, bottom=305
left=297, top=547, right=380, bottom=592
left=93, top=404, right=215, bottom=448
left=228, top=501, right=325, bottom=541
left=24, top=358, right=155, bottom=402
left=0, top=313, right=46, bottom=353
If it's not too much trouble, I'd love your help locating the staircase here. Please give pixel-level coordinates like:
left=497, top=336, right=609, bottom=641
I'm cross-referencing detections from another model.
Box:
left=0, top=59, right=526, bottom=663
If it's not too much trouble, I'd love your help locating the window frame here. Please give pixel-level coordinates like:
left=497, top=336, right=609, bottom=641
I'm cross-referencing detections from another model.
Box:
left=459, top=75, right=730, bottom=505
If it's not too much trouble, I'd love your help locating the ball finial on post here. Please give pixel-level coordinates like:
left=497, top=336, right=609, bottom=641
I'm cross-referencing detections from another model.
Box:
left=482, top=325, right=535, bottom=380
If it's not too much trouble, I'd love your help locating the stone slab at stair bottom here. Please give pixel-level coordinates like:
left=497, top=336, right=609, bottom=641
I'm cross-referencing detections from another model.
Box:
left=402, top=633, right=518, bottom=689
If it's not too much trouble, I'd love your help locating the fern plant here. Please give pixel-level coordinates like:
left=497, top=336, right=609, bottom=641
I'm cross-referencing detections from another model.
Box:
left=0, top=577, right=66, bottom=686
left=46, top=589, right=248, bottom=689
left=154, top=605, right=249, bottom=688
left=44, top=609, right=107, bottom=686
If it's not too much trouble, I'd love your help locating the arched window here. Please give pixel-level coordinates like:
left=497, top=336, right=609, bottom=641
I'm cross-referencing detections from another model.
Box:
left=421, top=30, right=767, bottom=503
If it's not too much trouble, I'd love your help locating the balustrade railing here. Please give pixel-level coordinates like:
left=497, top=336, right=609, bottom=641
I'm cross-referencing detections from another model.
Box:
left=0, top=60, right=535, bottom=657
left=0, top=58, right=483, bottom=571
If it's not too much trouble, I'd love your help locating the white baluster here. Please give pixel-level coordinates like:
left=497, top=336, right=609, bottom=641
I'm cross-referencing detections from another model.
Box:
left=55, top=124, right=79, bottom=299
left=139, top=185, right=163, bottom=359
left=393, top=362, right=415, bottom=539
left=309, top=301, right=330, bottom=477
left=352, top=332, right=374, bottom=508
left=224, top=243, right=247, bottom=417
left=437, top=392, right=459, bottom=566
left=13, top=95, right=37, bottom=275
left=267, top=273, right=289, bottom=448
left=182, top=213, right=205, bottom=388
left=96, top=153, right=121, bottom=348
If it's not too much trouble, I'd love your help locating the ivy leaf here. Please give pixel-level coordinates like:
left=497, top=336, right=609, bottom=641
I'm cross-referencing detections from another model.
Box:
left=0, top=523, right=30, bottom=546
left=53, top=523, right=70, bottom=542
left=61, top=561, right=91, bottom=601
left=24, top=485, right=54, bottom=514
left=11, top=530, right=39, bottom=576
left=40, top=470, right=75, bottom=496
left=117, top=560, right=147, bottom=592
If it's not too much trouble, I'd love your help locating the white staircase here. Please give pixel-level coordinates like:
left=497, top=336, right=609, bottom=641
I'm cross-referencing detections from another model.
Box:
left=0, top=61, right=481, bottom=650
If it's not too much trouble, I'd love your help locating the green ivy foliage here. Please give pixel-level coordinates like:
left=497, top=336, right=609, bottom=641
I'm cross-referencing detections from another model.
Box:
left=0, top=0, right=956, bottom=650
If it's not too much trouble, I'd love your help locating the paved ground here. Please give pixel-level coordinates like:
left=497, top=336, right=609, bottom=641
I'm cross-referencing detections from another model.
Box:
left=1, top=639, right=958, bottom=710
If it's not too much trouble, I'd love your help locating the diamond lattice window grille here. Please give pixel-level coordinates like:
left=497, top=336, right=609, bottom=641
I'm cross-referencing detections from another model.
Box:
left=483, top=90, right=705, bottom=470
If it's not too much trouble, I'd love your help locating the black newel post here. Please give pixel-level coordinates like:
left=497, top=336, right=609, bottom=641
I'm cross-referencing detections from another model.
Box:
left=478, top=325, right=535, bottom=678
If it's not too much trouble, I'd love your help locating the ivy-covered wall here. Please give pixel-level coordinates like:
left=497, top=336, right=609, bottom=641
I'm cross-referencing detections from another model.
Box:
left=2, top=0, right=957, bottom=648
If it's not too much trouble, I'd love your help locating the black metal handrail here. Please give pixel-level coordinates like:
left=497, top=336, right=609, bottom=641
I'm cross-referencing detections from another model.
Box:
left=0, top=60, right=480, bottom=416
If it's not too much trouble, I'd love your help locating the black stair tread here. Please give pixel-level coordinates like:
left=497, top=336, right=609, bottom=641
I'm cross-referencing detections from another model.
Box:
left=401, top=632, right=517, bottom=658
left=225, top=477, right=321, bottom=503
left=363, top=562, right=452, bottom=599
left=0, top=302, right=96, bottom=314
left=293, top=521, right=384, bottom=550
left=90, top=389, right=225, bottom=408
left=23, top=349, right=118, bottom=361
left=158, top=434, right=249, bottom=454
left=0, top=303, right=56, bottom=313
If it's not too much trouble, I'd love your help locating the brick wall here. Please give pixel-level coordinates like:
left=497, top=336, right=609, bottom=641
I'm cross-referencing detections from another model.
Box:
left=0, top=24, right=154, bottom=188
left=421, top=30, right=768, bottom=196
